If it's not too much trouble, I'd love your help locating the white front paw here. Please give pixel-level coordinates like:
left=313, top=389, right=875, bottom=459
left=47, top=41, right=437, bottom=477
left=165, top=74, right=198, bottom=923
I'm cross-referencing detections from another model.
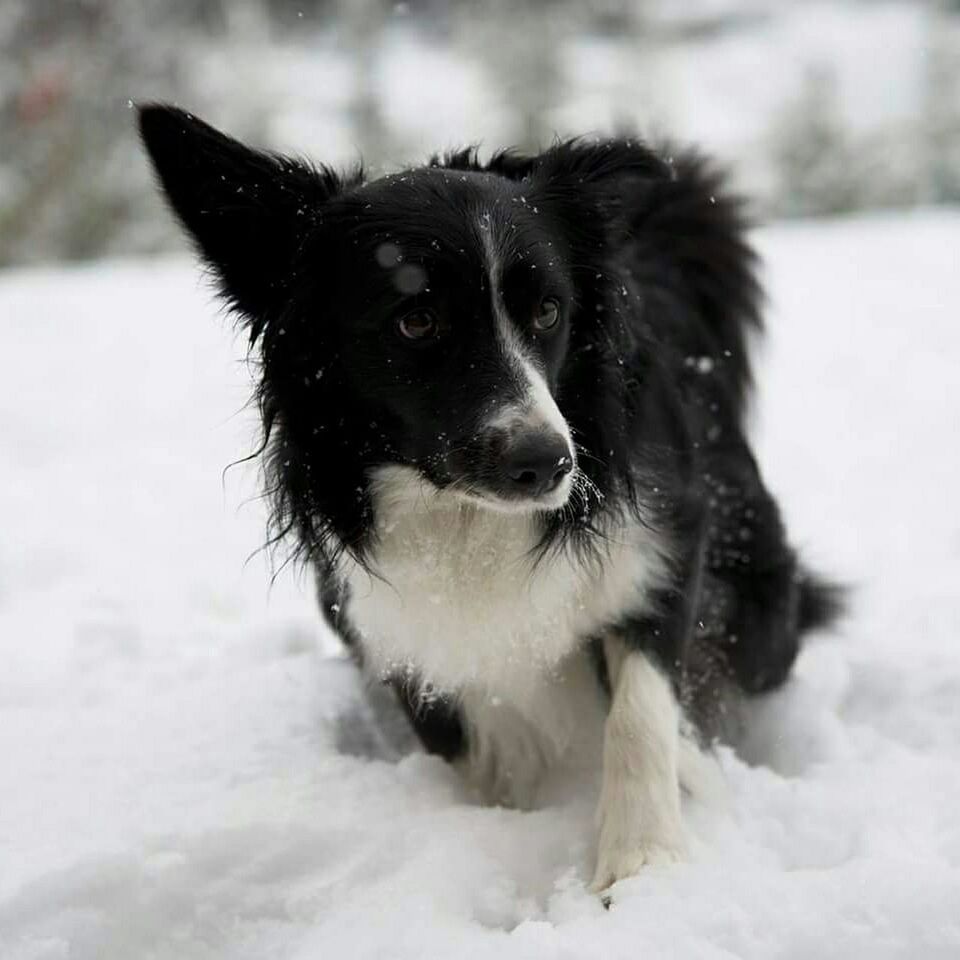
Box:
left=590, top=832, right=686, bottom=893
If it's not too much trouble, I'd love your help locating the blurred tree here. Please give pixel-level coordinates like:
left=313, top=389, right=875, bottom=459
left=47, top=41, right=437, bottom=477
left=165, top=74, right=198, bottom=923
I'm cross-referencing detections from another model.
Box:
left=920, top=3, right=960, bottom=203
left=454, top=0, right=583, bottom=151
left=338, top=0, right=389, bottom=164
left=0, top=0, right=208, bottom=265
left=770, top=65, right=868, bottom=217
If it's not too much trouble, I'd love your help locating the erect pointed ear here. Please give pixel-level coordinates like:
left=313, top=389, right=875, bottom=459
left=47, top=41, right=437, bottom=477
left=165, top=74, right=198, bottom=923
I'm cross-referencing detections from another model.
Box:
left=138, top=104, right=342, bottom=331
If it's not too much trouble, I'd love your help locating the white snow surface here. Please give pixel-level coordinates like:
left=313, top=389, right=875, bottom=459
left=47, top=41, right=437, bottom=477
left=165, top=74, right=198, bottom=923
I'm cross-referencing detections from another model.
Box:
left=2, top=213, right=959, bottom=958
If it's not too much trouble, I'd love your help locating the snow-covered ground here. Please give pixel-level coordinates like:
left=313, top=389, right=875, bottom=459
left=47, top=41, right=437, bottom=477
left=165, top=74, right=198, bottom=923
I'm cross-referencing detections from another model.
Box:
left=2, top=212, right=959, bottom=958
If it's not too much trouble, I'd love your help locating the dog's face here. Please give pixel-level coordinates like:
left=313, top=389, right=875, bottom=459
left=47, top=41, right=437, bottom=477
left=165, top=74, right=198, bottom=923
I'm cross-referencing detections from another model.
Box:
left=316, top=168, right=577, bottom=512
left=139, top=106, right=668, bottom=554
left=139, top=110, right=598, bottom=511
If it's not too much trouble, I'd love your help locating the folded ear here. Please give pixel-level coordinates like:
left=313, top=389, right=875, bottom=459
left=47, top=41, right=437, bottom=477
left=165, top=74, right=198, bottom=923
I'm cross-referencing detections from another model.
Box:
left=528, top=139, right=672, bottom=251
left=538, top=138, right=671, bottom=187
left=138, top=104, right=342, bottom=332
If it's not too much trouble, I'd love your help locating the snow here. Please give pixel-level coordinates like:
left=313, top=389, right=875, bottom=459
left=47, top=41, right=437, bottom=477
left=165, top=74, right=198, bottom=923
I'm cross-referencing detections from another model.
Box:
left=2, top=213, right=960, bottom=957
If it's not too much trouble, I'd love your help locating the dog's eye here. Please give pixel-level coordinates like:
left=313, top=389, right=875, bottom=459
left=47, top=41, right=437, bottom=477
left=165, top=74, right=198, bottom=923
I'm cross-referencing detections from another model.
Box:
left=397, top=310, right=439, bottom=341
left=533, top=298, right=560, bottom=332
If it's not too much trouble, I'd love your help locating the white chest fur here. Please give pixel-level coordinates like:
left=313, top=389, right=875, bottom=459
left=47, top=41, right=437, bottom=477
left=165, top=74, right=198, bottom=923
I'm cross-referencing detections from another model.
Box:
left=339, top=467, right=672, bottom=705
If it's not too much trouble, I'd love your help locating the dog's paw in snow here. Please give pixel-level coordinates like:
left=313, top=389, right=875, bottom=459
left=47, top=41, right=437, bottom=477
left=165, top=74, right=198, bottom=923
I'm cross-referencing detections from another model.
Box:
left=590, top=833, right=687, bottom=893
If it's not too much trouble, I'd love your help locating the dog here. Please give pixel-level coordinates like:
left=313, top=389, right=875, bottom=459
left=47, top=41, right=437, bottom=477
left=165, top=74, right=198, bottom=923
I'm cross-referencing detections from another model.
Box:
left=139, top=104, right=840, bottom=891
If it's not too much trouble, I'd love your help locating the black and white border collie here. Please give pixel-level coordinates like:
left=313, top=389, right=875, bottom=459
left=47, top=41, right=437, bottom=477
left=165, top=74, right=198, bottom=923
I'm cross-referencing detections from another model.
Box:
left=139, top=105, right=839, bottom=891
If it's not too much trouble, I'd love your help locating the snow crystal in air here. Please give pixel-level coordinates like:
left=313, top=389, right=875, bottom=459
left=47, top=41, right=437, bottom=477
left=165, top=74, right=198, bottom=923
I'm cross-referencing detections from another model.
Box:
left=394, top=264, right=428, bottom=295
left=375, top=242, right=402, bottom=268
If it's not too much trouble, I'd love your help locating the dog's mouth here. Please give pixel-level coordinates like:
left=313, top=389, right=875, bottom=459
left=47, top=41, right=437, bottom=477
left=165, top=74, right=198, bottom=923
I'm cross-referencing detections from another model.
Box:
left=448, top=465, right=577, bottom=515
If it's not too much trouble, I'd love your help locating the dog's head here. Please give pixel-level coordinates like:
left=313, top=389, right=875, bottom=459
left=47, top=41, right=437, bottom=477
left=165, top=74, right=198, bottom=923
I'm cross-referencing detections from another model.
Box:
left=139, top=106, right=671, bottom=558
left=309, top=162, right=582, bottom=514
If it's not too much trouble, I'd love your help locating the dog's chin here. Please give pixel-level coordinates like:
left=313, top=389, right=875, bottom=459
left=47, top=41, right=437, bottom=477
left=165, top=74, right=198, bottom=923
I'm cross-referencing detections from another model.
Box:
left=449, top=476, right=575, bottom=515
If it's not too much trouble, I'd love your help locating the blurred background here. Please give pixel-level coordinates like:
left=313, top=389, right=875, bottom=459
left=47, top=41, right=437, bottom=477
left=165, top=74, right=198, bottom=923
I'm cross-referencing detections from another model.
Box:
left=2, top=0, right=959, bottom=269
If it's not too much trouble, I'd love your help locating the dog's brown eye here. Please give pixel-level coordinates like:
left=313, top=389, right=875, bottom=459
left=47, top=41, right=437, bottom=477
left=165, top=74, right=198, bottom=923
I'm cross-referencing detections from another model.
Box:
left=398, top=310, right=438, bottom=341
left=533, top=297, right=560, bottom=331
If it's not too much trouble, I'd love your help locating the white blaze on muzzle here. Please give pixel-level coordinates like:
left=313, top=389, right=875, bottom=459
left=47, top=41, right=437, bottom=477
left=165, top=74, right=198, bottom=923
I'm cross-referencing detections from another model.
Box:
left=478, top=216, right=575, bottom=461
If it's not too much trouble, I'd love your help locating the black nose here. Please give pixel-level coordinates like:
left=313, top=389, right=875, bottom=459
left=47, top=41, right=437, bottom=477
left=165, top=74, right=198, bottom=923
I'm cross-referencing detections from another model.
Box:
left=501, top=433, right=574, bottom=499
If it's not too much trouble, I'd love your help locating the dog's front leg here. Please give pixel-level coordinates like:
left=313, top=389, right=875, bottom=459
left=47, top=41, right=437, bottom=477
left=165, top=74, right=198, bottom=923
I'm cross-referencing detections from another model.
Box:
left=591, top=509, right=704, bottom=892
left=590, top=635, right=687, bottom=891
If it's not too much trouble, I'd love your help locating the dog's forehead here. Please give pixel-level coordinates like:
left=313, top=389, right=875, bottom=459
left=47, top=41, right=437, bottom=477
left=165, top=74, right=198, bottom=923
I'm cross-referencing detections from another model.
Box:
left=335, top=167, right=552, bottom=280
